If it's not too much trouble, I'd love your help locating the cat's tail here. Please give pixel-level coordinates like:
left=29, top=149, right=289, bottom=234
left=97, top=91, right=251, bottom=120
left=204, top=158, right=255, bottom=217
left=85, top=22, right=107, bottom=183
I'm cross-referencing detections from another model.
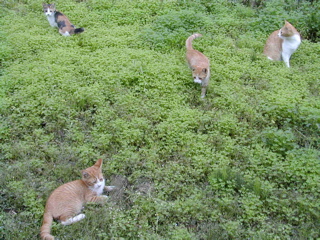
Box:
left=40, top=212, right=55, bottom=240
left=186, top=33, right=203, bottom=51
left=72, top=27, right=85, bottom=34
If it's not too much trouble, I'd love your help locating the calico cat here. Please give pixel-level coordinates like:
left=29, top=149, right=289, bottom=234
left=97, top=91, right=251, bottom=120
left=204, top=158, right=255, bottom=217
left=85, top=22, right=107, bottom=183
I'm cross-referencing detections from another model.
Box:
left=40, top=159, right=114, bottom=240
left=42, top=3, right=84, bottom=36
left=263, top=21, right=301, bottom=67
left=186, top=33, right=210, bottom=98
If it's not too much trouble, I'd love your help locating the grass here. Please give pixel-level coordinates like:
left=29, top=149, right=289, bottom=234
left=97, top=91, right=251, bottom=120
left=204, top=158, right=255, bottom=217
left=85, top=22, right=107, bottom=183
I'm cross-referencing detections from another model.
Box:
left=0, top=0, right=319, bottom=239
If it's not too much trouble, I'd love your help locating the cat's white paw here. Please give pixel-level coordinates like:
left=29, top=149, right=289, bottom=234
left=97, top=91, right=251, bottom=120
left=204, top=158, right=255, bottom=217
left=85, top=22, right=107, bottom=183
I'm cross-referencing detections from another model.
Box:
left=62, top=32, right=71, bottom=37
left=76, top=213, right=86, bottom=221
left=105, top=186, right=116, bottom=192
left=61, top=214, right=86, bottom=225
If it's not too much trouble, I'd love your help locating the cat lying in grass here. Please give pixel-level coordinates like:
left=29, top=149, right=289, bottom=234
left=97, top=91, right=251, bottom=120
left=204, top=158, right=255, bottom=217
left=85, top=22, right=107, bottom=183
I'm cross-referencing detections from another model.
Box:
left=40, top=159, right=114, bottom=240
left=264, top=21, right=301, bottom=67
left=186, top=33, right=210, bottom=98
left=43, top=3, right=84, bottom=36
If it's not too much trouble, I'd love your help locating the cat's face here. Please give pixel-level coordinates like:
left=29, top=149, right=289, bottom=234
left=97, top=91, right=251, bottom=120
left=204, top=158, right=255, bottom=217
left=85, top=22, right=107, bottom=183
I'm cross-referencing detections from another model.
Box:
left=81, top=159, right=105, bottom=191
left=278, top=21, right=295, bottom=38
left=192, top=67, right=208, bottom=84
left=82, top=170, right=105, bottom=189
left=43, top=3, right=56, bottom=16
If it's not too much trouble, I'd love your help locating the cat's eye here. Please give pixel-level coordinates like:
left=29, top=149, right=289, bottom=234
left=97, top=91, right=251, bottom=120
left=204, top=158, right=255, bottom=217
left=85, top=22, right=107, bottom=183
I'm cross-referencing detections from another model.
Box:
left=93, top=180, right=97, bottom=183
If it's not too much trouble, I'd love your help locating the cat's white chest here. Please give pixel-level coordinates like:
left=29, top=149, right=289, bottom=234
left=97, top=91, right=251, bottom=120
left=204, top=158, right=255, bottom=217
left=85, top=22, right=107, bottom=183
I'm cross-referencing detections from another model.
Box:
left=46, top=15, right=57, bottom=27
left=282, top=34, right=301, bottom=53
left=280, top=34, right=301, bottom=67
left=90, top=179, right=105, bottom=196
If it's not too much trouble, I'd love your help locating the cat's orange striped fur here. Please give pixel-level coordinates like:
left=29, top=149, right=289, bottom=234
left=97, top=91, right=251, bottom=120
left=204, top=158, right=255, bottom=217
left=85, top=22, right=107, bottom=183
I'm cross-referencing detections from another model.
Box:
left=40, top=159, right=113, bottom=240
left=186, top=33, right=210, bottom=98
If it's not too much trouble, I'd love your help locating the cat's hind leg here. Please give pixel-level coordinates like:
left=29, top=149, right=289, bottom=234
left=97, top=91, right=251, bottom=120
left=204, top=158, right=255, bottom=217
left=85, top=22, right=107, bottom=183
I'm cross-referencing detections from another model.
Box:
left=62, top=32, right=71, bottom=37
left=59, top=29, right=71, bottom=36
left=61, top=213, right=85, bottom=225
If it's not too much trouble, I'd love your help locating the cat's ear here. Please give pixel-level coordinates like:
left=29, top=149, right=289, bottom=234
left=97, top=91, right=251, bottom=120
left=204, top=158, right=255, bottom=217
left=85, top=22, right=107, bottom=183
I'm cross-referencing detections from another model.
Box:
left=284, top=20, right=291, bottom=27
left=202, top=68, right=207, bottom=74
left=82, top=171, right=90, bottom=179
left=94, top=158, right=103, bottom=169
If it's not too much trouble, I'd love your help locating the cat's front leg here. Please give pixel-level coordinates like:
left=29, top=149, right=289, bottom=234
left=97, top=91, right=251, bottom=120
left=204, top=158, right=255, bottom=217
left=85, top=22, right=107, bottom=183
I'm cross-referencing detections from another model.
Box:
left=281, top=52, right=291, bottom=68
left=200, top=77, right=209, bottom=98
left=89, top=195, right=109, bottom=204
left=201, top=86, right=207, bottom=98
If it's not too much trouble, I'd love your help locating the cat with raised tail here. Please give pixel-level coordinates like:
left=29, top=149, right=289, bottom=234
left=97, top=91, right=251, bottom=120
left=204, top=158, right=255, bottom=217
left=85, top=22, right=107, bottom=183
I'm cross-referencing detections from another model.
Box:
left=264, top=21, right=301, bottom=67
left=42, top=3, right=84, bottom=36
left=40, top=159, right=114, bottom=240
left=186, top=33, right=210, bottom=98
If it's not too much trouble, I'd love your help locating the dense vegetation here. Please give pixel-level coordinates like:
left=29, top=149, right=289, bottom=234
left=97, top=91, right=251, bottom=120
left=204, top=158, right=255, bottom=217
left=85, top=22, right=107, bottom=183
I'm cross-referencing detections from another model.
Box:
left=1, top=0, right=319, bottom=239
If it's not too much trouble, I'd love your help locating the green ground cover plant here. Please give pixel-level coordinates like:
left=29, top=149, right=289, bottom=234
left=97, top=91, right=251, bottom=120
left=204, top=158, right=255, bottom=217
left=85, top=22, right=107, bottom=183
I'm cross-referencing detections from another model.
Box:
left=0, top=0, right=319, bottom=239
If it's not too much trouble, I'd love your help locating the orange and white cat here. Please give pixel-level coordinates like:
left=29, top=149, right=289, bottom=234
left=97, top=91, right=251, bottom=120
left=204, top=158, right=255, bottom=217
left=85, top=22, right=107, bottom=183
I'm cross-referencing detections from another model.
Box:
left=40, top=159, right=114, bottom=240
left=264, top=21, right=301, bottom=67
left=43, top=3, right=84, bottom=36
left=186, top=33, right=210, bottom=98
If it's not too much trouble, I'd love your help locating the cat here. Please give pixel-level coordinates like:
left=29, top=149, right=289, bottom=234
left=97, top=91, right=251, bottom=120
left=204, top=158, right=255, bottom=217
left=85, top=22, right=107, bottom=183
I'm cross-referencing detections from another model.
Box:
left=42, top=3, right=84, bottom=36
left=186, top=33, right=210, bottom=98
left=40, top=159, right=114, bottom=240
left=263, top=21, right=301, bottom=67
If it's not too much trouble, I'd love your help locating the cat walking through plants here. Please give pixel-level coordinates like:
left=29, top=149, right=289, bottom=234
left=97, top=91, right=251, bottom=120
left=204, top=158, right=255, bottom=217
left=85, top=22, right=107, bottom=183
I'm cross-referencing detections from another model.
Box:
left=186, top=33, right=210, bottom=98
left=43, top=3, right=84, bottom=36
left=40, top=159, right=114, bottom=240
left=264, top=21, right=301, bottom=67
